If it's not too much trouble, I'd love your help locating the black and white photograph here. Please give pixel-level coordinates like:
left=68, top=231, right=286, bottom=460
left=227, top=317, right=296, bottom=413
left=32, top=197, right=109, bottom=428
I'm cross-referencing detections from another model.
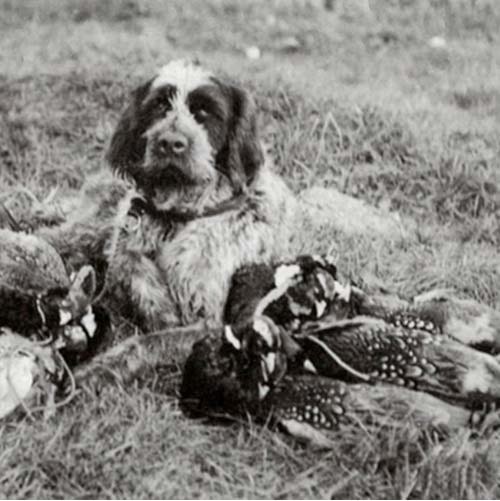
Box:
left=1, top=0, right=500, bottom=498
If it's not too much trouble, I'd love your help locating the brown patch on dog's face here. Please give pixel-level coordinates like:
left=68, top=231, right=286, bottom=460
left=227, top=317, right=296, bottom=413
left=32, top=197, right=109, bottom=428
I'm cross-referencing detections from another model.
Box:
left=106, top=60, right=264, bottom=205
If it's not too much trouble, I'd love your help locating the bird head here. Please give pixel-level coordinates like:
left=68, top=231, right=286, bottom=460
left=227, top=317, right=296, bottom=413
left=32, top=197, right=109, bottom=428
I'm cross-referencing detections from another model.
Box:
left=254, top=254, right=353, bottom=331
left=223, top=316, right=301, bottom=401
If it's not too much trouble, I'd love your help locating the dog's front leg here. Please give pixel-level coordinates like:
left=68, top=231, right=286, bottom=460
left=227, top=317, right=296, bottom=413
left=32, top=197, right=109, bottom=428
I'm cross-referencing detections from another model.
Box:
left=104, top=203, right=182, bottom=329
left=105, top=250, right=181, bottom=329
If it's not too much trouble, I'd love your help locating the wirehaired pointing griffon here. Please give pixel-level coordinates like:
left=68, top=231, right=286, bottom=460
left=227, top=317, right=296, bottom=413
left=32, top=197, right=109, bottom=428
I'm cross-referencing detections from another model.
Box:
left=39, top=60, right=297, bottom=329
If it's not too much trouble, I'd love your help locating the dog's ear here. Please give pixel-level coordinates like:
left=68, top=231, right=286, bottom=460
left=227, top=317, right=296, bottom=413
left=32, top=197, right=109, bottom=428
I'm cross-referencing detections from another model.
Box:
left=106, top=79, right=153, bottom=177
left=218, top=85, right=264, bottom=194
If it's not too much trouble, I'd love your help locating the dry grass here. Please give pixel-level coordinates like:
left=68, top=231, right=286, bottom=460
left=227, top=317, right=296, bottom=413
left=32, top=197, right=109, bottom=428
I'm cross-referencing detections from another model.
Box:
left=1, top=0, right=500, bottom=498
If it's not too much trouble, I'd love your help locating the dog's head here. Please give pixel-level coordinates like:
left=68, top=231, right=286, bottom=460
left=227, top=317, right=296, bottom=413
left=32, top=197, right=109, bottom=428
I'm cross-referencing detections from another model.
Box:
left=107, top=60, right=264, bottom=206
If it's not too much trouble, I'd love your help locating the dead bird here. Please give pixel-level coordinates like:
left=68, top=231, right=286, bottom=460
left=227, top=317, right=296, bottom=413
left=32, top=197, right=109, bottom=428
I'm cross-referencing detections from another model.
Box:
left=0, top=328, right=65, bottom=419
left=288, top=316, right=500, bottom=411
left=0, top=228, right=112, bottom=367
left=339, top=286, right=500, bottom=354
left=225, top=254, right=500, bottom=353
left=224, top=254, right=344, bottom=331
left=180, top=319, right=483, bottom=448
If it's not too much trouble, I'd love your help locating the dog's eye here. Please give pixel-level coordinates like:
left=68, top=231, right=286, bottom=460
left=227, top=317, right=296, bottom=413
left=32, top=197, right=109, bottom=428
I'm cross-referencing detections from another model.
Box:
left=192, top=107, right=209, bottom=123
left=153, top=94, right=172, bottom=111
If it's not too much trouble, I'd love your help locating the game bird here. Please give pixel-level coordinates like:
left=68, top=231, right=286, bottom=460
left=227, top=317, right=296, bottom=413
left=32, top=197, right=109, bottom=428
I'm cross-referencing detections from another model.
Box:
left=0, top=229, right=112, bottom=418
left=225, top=254, right=500, bottom=352
left=181, top=254, right=500, bottom=444
left=224, top=254, right=345, bottom=330
left=0, top=228, right=111, bottom=362
left=181, top=320, right=483, bottom=448
left=348, top=286, right=500, bottom=354
left=0, top=329, right=64, bottom=419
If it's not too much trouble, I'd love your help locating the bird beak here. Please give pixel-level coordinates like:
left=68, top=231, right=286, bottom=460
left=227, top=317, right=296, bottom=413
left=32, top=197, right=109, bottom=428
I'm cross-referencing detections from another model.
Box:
left=303, top=359, right=318, bottom=374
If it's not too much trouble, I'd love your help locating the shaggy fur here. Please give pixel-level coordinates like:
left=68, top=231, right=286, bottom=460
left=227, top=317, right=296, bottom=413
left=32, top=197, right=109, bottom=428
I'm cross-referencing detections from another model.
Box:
left=37, top=60, right=297, bottom=329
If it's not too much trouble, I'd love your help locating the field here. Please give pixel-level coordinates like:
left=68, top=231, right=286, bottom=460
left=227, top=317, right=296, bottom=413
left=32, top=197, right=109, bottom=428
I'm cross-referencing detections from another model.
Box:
left=1, top=0, right=500, bottom=498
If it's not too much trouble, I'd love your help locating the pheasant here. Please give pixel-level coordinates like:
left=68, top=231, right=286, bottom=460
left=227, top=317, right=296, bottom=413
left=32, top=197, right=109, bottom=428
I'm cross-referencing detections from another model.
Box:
left=0, top=329, right=64, bottom=419
left=182, top=254, right=500, bottom=444
left=224, top=254, right=345, bottom=331
left=289, top=316, right=500, bottom=410
left=180, top=319, right=483, bottom=448
left=0, top=228, right=112, bottom=362
left=348, top=286, right=500, bottom=354
left=0, top=228, right=112, bottom=418
left=225, top=254, right=500, bottom=352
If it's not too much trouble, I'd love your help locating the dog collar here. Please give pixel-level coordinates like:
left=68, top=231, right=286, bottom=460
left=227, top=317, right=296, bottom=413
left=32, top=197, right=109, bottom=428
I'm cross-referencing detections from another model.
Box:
left=128, top=192, right=249, bottom=224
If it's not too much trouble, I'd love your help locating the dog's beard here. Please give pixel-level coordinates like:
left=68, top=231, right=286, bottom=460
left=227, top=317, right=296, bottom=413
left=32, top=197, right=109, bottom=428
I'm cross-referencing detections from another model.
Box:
left=138, top=155, right=217, bottom=209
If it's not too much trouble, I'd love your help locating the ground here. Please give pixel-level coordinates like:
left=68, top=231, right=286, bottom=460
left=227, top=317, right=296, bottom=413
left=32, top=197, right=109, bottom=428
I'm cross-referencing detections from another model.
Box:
left=1, top=0, right=500, bottom=498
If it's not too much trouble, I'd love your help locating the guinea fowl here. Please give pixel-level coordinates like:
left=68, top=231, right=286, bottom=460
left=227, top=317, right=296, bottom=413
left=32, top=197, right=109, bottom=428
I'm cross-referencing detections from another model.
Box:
left=180, top=320, right=481, bottom=448
left=227, top=256, right=500, bottom=404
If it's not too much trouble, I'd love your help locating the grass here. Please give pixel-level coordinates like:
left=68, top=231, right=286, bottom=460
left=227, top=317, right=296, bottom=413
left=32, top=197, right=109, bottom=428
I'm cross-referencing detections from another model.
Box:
left=1, top=0, right=500, bottom=497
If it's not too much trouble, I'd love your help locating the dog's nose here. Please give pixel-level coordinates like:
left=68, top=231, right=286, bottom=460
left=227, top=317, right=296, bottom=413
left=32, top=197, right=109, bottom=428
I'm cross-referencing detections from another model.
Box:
left=157, top=133, right=188, bottom=156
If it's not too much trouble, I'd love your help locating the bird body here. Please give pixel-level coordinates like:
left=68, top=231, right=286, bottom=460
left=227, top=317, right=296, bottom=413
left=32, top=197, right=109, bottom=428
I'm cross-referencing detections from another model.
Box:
left=180, top=325, right=481, bottom=448
left=0, top=228, right=112, bottom=418
left=0, top=228, right=69, bottom=292
left=293, top=317, right=500, bottom=408
left=0, top=329, right=62, bottom=419
left=260, top=375, right=475, bottom=448
left=181, top=254, right=500, bottom=445
left=349, top=287, right=500, bottom=353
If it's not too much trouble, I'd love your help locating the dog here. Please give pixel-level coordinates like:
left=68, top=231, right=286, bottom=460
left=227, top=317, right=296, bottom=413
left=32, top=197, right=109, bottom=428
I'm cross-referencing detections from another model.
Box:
left=37, top=60, right=297, bottom=329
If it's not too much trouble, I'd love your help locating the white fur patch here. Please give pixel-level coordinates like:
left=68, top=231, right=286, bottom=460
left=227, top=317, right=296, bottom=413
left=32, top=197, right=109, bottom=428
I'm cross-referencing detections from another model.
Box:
left=224, top=325, right=241, bottom=350
left=152, top=60, right=213, bottom=96
left=253, top=318, right=274, bottom=347
left=274, top=264, right=301, bottom=288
